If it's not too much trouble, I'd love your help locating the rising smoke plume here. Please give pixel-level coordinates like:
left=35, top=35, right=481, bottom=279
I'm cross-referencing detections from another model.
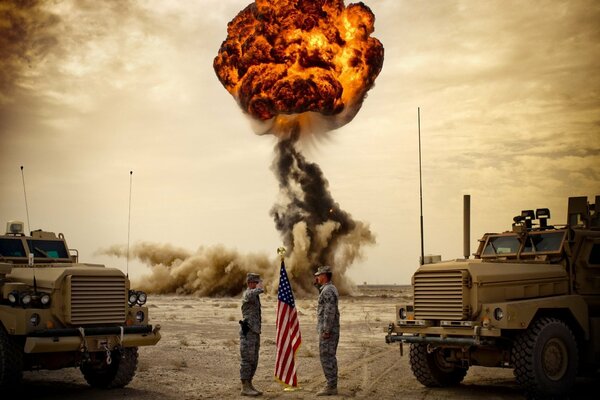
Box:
left=270, top=127, right=376, bottom=294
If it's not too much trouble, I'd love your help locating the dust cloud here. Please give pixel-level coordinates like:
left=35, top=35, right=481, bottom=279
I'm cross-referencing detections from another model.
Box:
left=99, top=242, right=273, bottom=297
left=98, top=243, right=307, bottom=297
left=98, top=219, right=370, bottom=298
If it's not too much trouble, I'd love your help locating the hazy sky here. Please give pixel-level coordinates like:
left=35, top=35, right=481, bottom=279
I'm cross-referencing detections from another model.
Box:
left=1, top=0, right=599, bottom=286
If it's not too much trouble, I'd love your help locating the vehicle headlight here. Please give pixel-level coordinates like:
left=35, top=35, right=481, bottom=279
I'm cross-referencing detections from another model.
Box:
left=128, top=291, right=138, bottom=306
left=40, top=293, right=51, bottom=306
left=398, top=307, right=407, bottom=320
left=8, top=291, right=18, bottom=304
left=137, top=292, right=147, bottom=305
left=29, top=313, right=41, bottom=326
left=21, top=293, right=32, bottom=305
left=135, top=311, right=145, bottom=323
left=494, top=307, right=504, bottom=321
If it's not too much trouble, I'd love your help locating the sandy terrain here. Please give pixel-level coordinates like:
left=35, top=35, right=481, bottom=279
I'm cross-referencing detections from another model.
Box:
left=16, top=286, right=596, bottom=399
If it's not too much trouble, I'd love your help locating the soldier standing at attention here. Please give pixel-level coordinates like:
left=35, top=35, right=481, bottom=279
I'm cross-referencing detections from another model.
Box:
left=239, top=272, right=264, bottom=396
left=314, top=265, right=340, bottom=396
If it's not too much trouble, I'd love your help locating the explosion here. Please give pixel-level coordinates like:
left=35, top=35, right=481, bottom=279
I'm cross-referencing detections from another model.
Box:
left=213, top=0, right=384, bottom=136
left=213, top=0, right=383, bottom=294
left=121, top=0, right=383, bottom=297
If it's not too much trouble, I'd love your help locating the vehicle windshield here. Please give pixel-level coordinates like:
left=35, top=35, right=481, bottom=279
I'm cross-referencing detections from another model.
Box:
left=521, top=231, right=565, bottom=254
left=482, top=235, right=520, bottom=256
left=27, top=239, right=69, bottom=259
left=482, top=230, right=566, bottom=258
left=0, top=238, right=27, bottom=257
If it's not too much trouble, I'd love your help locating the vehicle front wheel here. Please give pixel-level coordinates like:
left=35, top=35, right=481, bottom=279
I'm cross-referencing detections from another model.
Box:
left=0, top=325, right=24, bottom=390
left=512, top=317, right=578, bottom=399
left=409, top=342, right=468, bottom=387
left=80, top=347, right=138, bottom=389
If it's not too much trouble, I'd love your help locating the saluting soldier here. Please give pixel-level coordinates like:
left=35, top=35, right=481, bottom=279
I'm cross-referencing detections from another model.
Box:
left=314, top=265, right=340, bottom=396
left=239, top=272, right=264, bottom=396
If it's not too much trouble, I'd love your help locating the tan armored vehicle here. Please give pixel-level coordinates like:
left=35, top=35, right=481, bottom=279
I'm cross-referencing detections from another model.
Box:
left=0, top=221, right=161, bottom=389
left=385, top=195, right=600, bottom=398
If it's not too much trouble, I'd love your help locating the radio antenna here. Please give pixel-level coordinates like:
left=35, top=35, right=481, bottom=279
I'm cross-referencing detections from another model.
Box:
left=21, top=165, right=37, bottom=288
left=127, top=170, right=133, bottom=278
left=418, top=108, right=425, bottom=266
left=20, top=166, right=31, bottom=234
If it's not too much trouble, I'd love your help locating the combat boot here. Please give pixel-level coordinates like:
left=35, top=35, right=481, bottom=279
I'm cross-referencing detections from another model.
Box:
left=241, top=379, right=259, bottom=396
left=316, top=385, right=337, bottom=396
left=249, top=380, right=263, bottom=395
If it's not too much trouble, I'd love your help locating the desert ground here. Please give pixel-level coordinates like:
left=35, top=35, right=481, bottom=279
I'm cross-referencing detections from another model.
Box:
left=16, top=286, right=597, bottom=399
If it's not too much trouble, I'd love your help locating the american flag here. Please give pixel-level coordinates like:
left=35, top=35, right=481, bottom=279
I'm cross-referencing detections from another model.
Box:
left=274, top=259, right=302, bottom=387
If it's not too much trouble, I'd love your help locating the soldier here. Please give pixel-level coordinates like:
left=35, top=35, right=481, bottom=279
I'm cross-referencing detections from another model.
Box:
left=239, top=272, right=264, bottom=396
left=314, top=265, right=340, bottom=396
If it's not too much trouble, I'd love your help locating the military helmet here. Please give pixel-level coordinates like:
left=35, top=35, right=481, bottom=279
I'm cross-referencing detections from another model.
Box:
left=314, top=265, right=332, bottom=276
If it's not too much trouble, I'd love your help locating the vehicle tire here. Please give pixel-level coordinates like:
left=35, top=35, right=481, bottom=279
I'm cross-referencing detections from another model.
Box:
left=80, top=347, right=138, bottom=389
left=0, top=325, right=23, bottom=390
left=409, top=342, right=468, bottom=387
left=512, top=317, right=578, bottom=399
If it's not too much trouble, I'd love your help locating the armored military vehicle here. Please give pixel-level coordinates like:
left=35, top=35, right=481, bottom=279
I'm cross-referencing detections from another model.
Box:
left=0, top=221, right=161, bottom=389
left=385, top=195, right=600, bottom=399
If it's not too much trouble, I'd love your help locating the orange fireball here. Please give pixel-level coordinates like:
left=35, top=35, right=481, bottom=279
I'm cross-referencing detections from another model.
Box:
left=214, top=0, right=384, bottom=131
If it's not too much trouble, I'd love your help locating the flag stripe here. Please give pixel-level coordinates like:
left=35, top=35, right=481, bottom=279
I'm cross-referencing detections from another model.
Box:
left=274, top=260, right=301, bottom=387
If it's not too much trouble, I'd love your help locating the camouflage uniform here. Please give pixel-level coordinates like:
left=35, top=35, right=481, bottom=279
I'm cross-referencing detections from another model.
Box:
left=317, top=280, right=340, bottom=389
left=240, top=283, right=263, bottom=381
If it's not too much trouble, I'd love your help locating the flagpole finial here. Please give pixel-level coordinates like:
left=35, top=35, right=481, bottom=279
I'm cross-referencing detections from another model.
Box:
left=277, top=246, right=286, bottom=261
